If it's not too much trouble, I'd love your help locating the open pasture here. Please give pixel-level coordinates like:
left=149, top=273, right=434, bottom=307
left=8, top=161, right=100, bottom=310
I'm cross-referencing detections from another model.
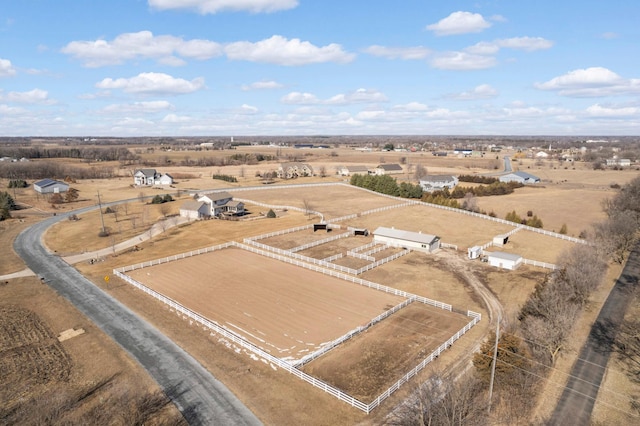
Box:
left=126, top=247, right=406, bottom=361
left=302, top=301, right=470, bottom=401
left=235, top=184, right=402, bottom=219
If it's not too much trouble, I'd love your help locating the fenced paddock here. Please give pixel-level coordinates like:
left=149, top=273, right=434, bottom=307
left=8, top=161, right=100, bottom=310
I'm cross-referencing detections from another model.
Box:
left=115, top=242, right=481, bottom=413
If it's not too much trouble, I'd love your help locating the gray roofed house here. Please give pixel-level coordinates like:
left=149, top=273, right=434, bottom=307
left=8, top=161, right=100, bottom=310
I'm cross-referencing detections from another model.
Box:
left=373, top=163, right=403, bottom=175
left=179, top=201, right=209, bottom=220
left=419, top=175, right=459, bottom=192
left=337, top=165, right=369, bottom=176
left=499, top=171, right=540, bottom=184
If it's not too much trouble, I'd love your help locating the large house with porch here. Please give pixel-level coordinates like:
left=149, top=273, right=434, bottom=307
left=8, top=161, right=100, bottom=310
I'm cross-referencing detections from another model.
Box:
left=180, top=191, right=245, bottom=219
left=277, top=162, right=314, bottom=179
left=419, top=175, right=459, bottom=192
left=133, top=169, right=174, bottom=186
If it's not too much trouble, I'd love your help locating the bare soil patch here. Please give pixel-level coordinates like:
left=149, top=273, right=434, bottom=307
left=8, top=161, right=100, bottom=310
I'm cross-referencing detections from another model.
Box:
left=0, top=277, right=183, bottom=425
left=126, top=247, right=405, bottom=361
left=302, top=302, right=469, bottom=402
left=298, top=235, right=375, bottom=259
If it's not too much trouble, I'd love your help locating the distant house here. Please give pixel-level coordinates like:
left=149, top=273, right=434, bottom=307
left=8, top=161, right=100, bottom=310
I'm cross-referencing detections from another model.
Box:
left=372, top=164, right=403, bottom=175
left=33, top=179, right=69, bottom=194
left=499, top=171, right=540, bottom=185
left=607, top=158, right=631, bottom=167
left=419, top=175, right=459, bottom=192
left=432, top=151, right=448, bottom=157
left=535, top=151, right=549, bottom=159
left=277, top=162, right=314, bottom=179
left=198, top=192, right=245, bottom=217
left=337, top=165, right=369, bottom=176
left=373, top=226, right=440, bottom=253
left=133, top=169, right=173, bottom=186
left=486, top=251, right=523, bottom=270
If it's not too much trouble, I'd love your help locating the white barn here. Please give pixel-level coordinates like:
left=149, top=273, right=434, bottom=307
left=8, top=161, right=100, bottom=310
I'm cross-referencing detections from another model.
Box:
left=33, top=179, right=69, bottom=194
left=487, top=251, right=523, bottom=270
left=373, top=226, right=440, bottom=253
left=499, top=171, right=540, bottom=185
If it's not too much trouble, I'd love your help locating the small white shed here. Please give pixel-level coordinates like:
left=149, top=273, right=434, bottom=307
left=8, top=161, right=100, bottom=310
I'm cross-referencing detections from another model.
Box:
left=487, top=251, right=523, bottom=270
left=493, top=234, right=509, bottom=246
left=468, top=246, right=482, bottom=260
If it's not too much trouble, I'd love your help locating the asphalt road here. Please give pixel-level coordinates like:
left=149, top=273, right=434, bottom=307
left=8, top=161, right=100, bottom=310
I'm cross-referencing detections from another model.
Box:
left=14, top=212, right=262, bottom=426
left=549, top=243, right=640, bottom=425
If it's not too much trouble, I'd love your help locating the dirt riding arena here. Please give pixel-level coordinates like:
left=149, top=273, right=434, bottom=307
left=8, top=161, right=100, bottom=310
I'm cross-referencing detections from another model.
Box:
left=126, top=247, right=408, bottom=361
left=123, top=245, right=474, bottom=404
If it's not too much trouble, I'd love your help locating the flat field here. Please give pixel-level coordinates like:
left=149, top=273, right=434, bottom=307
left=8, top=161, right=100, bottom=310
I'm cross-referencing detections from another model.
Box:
left=126, top=247, right=406, bottom=361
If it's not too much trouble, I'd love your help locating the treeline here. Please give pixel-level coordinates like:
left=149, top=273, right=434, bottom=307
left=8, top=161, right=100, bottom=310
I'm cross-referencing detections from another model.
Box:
left=212, top=174, right=237, bottom=183
left=458, top=174, right=498, bottom=184
left=449, top=181, right=523, bottom=198
left=350, top=174, right=423, bottom=198
left=0, top=146, right=138, bottom=163
left=0, top=162, right=116, bottom=180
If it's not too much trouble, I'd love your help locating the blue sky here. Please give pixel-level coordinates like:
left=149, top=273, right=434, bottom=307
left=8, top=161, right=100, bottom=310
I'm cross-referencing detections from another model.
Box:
left=1, top=0, right=639, bottom=136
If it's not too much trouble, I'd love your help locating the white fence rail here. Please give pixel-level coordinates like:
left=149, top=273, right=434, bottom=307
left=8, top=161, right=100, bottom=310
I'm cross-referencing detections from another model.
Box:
left=290, top=232, right=351, bottom=253
left=114, top=241, right=479, bottom=414
left=522, top=258, right=558, bottom=270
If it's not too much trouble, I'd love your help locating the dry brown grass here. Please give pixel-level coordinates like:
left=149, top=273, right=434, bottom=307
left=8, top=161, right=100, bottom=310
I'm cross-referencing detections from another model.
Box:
left=0, top=277, right=182, bottom=424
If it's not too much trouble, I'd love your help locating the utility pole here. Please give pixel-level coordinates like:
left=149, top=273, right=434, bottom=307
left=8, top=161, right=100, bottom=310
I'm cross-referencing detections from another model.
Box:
left=97, top=190, right=106, bottom=235
left=488, top=315, right=501, bottom=414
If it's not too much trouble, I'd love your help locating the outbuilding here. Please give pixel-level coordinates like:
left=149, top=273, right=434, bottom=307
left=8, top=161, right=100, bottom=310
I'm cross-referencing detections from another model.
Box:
left=33, top=179, right=69, bottom=194
left=487, top=251, right=523, bottom=270
left=179, top=201, right=209, bottom=220
left=499, top=171, right=540, bottom=185
left=373, top=226, right=440, bottom=253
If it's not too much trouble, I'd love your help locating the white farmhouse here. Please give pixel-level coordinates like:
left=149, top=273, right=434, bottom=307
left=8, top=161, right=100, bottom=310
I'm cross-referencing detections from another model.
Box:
left=487, top=251, right=523, bottom=270
left=373, top=164, right=403, bottom=175
left=133, top=169, right=173, bottom=186
left=197, top=192, right=245, bottom=217
left=419, top=175, right=458, bottom=192
left=373, top=226, right=440, bottom=253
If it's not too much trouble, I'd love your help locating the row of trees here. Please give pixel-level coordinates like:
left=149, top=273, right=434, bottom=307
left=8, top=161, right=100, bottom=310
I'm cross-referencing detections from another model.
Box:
left=0, top=162, right=116, bottom=180
left=350, top=174, right=423, bottom=199
left=0, top=146, right=138, bottom=163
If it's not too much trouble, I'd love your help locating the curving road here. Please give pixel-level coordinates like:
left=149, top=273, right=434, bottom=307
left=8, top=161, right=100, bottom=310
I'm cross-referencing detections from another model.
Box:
left=549, top=243, right=640, bottom=424
left=14, top=211, right=262, bottom=426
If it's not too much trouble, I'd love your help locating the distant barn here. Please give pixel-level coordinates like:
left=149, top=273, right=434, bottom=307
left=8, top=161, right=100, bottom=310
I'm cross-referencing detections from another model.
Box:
left=373, top=226, right=440, bottom=253
left=33, top=179, right=69, bottom=194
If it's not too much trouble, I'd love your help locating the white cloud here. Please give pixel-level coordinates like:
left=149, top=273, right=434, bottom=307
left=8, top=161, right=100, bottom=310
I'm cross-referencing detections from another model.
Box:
left=535, top=67, right=640, bottom=97
left=426, top=11, right=492, bottom=36
left=1, top=89, right=53, bottom=104
left=326, top=88, right=387, bottom=105
left=586, top=104, right=640, bottom=117
left=61, top=31, right=223, bottom=67
left=224, top=35, right=354, bottom=65
left=241, top=80, right=284, bottom=91
left=464, top=42, right=500, bottom=56
left=431, top=52, right=496, bottom=70
left=0, top=58, right=16, bottom=77
left=162, top=113, right=193, bottom=123
left=364, top=45, right=431, bottom=60
left=282, top=88, right=387, bottom=105
left=103, top=101, right=174, bottom=113
left=238, top=104, right=259, bottom=113
left=392, top=102, right=429, bottom=111
left=496, top=37, right=554, bottom=51
left=446, top=84, right=498, bottom=100
left=281, top=92, right=320, bottom=104
left=148, top=0, right=298, bottom=14
left=96, top=72, right=206, bottom=95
